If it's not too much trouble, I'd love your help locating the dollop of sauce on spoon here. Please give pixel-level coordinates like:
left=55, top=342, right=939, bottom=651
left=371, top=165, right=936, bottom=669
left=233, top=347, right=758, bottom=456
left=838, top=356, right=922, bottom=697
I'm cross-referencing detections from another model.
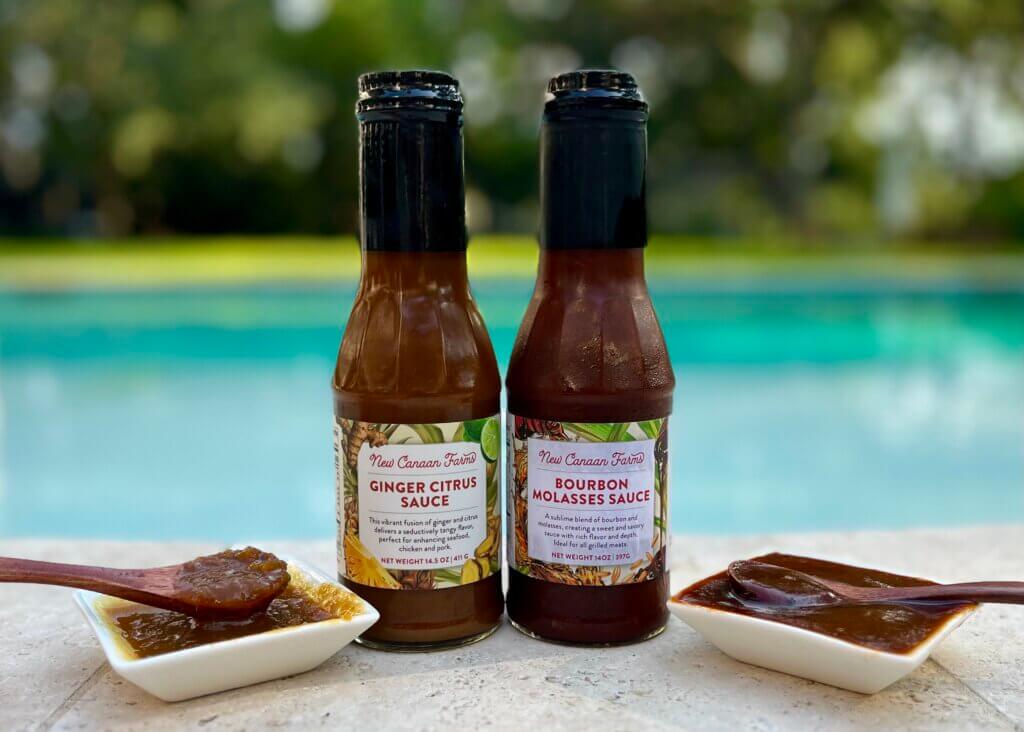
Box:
left=674, top=553, right=974, bottom=654
left=172, top=547, right=289, bottom=613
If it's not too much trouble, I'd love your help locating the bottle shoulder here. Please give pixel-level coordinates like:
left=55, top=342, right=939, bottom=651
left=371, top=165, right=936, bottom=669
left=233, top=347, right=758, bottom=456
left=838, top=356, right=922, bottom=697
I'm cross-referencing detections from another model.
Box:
left=333, top=285, right=500, bottom=422
left=506, top=287, right=674, bottom=421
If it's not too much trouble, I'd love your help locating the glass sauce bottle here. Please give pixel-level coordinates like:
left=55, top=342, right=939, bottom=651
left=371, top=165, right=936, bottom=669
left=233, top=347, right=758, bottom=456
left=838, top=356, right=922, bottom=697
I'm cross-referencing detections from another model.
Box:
left=334, top=71, right=503, bottom=650
left=506, top=71, right=674, bottom=645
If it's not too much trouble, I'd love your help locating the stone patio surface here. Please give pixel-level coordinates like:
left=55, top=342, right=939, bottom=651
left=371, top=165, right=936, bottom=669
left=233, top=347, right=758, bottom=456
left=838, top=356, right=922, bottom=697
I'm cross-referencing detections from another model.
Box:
left=2, top=526, right=1022, bottom=731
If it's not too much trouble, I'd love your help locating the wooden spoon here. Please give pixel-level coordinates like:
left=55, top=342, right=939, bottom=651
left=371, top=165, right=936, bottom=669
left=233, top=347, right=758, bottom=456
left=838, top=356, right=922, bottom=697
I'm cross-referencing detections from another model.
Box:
left=728, top=559, right=1024, bottom=608
left=0, top=547, right=290, bottom=619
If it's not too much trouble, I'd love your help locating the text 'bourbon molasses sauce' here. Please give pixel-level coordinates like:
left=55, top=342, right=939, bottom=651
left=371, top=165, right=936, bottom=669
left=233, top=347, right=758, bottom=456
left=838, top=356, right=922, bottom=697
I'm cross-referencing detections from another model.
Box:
left=334, top=71, right=503, bottom=650
left=506, top=71, right=674, bottom=644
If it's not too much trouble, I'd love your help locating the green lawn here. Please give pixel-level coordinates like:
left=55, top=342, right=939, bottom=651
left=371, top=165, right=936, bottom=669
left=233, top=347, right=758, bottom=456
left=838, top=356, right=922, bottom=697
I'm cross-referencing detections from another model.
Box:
left=1, top=236, right=1022, bottom=288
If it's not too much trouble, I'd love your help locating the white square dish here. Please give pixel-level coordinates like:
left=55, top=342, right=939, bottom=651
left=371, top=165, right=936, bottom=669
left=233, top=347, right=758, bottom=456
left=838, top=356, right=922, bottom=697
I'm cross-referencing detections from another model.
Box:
left=74, top=556, right=379, bottom=702
left=668, top=564, right=976, bottom=695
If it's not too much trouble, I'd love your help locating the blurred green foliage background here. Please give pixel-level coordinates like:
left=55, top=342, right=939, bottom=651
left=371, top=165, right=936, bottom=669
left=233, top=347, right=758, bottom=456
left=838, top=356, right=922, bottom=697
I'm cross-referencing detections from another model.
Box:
left=2, top=0, right=1024, bottom=244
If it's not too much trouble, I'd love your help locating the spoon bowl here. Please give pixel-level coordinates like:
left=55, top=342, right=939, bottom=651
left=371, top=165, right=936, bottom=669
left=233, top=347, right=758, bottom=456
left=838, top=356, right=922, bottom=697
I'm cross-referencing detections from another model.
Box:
left=728, top=560, right=843, bottom=608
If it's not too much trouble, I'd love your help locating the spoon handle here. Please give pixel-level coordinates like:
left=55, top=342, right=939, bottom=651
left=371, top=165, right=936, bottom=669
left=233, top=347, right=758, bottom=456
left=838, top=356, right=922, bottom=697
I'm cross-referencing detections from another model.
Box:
left=847, top=581, right=1024, bottom=605
left=0, top=557, right=152, bottom=595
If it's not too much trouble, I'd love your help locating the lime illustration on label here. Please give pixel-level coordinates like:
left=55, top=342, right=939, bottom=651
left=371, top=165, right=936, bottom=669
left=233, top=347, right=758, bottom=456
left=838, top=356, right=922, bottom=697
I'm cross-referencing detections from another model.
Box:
left=335, top=416, right=501, bottom=589
left=507, top=416, right=668, bottom=586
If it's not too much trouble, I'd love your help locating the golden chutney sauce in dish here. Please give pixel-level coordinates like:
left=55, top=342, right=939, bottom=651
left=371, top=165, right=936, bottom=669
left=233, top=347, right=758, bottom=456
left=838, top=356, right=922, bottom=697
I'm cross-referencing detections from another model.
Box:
left=674, top=553, right=975, bottom=654
left=100, top=570, right=365, bottom=659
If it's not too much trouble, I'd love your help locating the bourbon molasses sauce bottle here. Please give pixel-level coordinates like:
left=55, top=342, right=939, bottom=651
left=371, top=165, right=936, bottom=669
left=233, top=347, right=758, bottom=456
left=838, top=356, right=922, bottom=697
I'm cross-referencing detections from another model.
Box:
left=334, top=71, right=503, bottom=650
left=506, top=70, right=674, bottom=645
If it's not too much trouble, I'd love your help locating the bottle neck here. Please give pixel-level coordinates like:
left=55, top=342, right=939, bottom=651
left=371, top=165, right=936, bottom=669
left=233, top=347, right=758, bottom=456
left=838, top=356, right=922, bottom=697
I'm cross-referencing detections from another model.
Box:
left=535, top=248, right=647, bottom=294
left=360, top=250, right=470, bottom=292
left=358, top=110, right=466, bottom=253
left=540, top=108, right=647, bottom=251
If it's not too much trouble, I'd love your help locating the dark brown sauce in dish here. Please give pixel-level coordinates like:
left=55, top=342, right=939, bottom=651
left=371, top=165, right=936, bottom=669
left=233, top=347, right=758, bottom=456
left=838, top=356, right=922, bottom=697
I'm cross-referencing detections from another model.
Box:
left=674, top=553, right=974, bottom=654
left=102, top=573, right=364, bottom=659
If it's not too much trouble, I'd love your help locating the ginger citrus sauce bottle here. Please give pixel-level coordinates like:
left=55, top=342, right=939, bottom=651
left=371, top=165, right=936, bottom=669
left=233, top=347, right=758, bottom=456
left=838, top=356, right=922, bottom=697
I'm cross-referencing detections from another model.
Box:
left=333, top=71, right=503, bottom=650
left=506, top=71, right=674, bottom=644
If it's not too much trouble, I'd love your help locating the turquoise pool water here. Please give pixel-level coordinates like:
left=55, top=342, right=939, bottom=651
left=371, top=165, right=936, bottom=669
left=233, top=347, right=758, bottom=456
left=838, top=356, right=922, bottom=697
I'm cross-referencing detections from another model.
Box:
left=1, top=281, right=1022, bottom=539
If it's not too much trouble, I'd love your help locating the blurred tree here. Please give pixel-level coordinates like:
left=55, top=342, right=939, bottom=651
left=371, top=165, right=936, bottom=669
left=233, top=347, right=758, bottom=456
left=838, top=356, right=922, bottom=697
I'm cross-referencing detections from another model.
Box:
left=1, top=0, right=1023, bottom=242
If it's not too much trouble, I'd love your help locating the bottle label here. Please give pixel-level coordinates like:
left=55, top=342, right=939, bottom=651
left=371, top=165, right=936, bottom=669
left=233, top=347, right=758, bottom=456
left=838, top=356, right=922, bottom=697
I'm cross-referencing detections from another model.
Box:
left=335, top=416, right=501, bottom=590
left=507, top=415, right=668, bottom=585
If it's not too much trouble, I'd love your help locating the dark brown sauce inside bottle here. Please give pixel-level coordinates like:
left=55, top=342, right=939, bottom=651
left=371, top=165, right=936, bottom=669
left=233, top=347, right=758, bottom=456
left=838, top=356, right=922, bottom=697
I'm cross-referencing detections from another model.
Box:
left=506, top=250, right=673, bottom=644
left=334, top=252, right=503, bottom=648
left=674, top=553, right=974, bottom=654
left=505, top=71, right=674, bottom=645
left=334, top=71, right=503, bottom=650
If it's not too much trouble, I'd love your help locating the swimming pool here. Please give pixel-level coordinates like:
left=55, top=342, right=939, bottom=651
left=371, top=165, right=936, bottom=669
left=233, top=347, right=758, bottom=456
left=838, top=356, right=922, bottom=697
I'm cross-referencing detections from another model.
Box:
left=1, top=280, right=1021, bottom=539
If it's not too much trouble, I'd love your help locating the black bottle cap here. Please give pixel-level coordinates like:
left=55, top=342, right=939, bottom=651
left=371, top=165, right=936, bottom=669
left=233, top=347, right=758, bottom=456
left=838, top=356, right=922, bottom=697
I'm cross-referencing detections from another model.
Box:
left=356, top=70, right=467, bottom=252
left=546, top=69, right=648, bottom=114
left=541, top=70, right=648, bottom=250
left=357, top=70, right=463, bottom=116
